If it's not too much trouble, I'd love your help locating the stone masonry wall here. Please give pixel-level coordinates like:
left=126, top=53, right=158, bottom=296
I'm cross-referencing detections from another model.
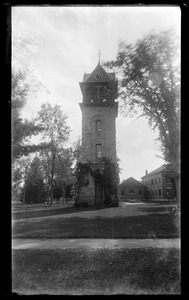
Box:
left=80, top=105, right=117, bottom=163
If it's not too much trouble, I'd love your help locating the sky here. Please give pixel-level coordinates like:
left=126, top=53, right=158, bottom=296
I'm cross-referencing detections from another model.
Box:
left=12, top=5, right=180, bottom=182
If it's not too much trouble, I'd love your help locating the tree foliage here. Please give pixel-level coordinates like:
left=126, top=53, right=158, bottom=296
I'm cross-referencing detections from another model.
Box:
left=13, top=154, right=35, bottom=204
left=12, top=69, right=44, bottom=160
left=72, top=138, right=82, bottom=165
left=53, top=147, right=74, bottom=186
left=103, top=28, right=180, bottom=174
left=11, top=69, right=74, bottom=204
left=74, top=157, right=120, bottom=207
left=102, top=157, right=120, bottom=206
left=35, top=103, right=71, bottom=205
left=20, top=156, right=46, bottom=204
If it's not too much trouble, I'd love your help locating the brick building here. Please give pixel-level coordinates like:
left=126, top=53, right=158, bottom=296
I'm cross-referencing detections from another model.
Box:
left=78, top=61, right=118, bottom=206
left=141, top=165, right=176, bottom=200
left=119, top=177, right=147, bottom=202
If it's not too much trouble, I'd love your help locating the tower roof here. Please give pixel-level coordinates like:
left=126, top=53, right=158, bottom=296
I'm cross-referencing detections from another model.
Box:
left=82, top=62, right=115, bottom=83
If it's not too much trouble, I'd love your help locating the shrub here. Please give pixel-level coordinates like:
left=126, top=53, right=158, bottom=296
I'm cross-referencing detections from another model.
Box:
left=74, top=201, right=89, bottom=208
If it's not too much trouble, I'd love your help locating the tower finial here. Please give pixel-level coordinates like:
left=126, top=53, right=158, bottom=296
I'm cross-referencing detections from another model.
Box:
left=98, top=49, right=101, bottom=64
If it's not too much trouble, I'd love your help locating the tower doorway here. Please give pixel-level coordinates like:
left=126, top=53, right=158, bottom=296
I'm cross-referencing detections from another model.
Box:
left=95, top=181, right=104, bottom=206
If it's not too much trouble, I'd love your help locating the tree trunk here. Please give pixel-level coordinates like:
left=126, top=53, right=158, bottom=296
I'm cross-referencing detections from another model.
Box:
left=47, top=188, right=50, bottom=205
left=49, top=152, right=55, bottom=206
left=23, top=183, right=26, bottom=206
left=175, top=174, right=180, bottom=205
left=23, top=169, right=27, bottom=205
left=50, top=186, right=53, bottom=206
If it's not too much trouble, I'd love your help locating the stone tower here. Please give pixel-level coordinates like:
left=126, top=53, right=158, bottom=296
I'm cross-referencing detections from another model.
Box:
left=78, top=61, right=118, bottom=206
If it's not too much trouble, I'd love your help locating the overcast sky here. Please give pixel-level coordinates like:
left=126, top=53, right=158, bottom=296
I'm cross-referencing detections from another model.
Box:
left=12, top=5, right=180, bottom=181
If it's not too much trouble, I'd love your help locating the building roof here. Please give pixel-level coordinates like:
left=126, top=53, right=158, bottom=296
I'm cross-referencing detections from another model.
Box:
left=141, top=165, right=167, bottom=179
left=82, top=62, right=115, bottom=83
left=119, top=177, right=146, bottom=188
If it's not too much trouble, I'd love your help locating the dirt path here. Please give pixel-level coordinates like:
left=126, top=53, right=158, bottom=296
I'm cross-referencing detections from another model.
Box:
left=12, top=238, right=180, bottom=250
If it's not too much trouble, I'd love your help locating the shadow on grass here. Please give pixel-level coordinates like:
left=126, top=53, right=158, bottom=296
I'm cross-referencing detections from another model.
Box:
left=144, top=200, right=177, bottom=205
left=13, top=212, right=180, bottom=239
left=12, top=205, right=107, bottom=220
left=138, top=206, right=173, bottom=214
left=12, top=248, right=180, bottom=295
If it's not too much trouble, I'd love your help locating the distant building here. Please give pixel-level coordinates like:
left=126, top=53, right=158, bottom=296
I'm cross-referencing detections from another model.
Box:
left=119, top=177, right=147, bottom=201
left=141, top=165, right=176, bottom=200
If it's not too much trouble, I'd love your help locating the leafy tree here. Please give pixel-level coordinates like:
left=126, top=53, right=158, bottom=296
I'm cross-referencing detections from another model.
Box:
left=72, top=138, right=82, bottom=164
left=103, top=28, right=180, bottom=200
left=35, top=103, right=71, bottom=205
left=54, top=148, right=74, bottom=188
left=20, top=156, right=46, bottom=204
left=13, top=155, right=33, bottom=205
left=74, top=162, right=91, bottom=205
left=12, top=159, right=26, bottom=202
left=71, top=138, right=82, bottom=198
left=47, top=147, right=75, bottom=203
left=38, top=149, right=52, bottom=204
left=12, top=69, right=49, bottom=203
left=12, top=69, right=45, bottom=160
left=102, top=157, right=120, bottom=206
left=74, top=157, right=120, bottom=207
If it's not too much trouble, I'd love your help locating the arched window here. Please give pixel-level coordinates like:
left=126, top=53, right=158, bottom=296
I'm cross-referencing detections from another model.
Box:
left=96, top=120, right=102, bottom=132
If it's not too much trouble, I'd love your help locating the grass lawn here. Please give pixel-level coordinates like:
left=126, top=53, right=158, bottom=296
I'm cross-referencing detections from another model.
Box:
left=12, top=203, right=179, bottom=239
left=12, top=247, right=181, bottom=295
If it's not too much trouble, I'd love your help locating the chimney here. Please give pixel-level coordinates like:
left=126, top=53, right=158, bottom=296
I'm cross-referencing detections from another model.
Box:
left=145, top=170, right=148, bottom=175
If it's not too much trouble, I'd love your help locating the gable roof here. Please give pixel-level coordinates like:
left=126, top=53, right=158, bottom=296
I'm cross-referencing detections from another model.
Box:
left=141, top=165, right=167, bottom=179
left=119, top=177, right=146, bottom=188
left=83, top=62, right=114, bottom=83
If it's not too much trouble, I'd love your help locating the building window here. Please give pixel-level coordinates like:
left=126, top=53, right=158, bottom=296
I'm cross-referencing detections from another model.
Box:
left=159, top=188, right=161, bottom=196
left=96, top=144, right=102, bottom=158
left=166, top=187, right=172, bottom=196
left=155, top=188, right=158, bottom=196
left=151, top=189, right=154, bottom=196
left=121, top=189, right=125, bottom=196
left=151, top=179, right=154, bottom=185
left=138, top=189, right=142, bottom=196
left=155, top=178, right=157, bottom=184
left=96, top=120, right=102, bottom=132
left=148, top=180, right=150, bottom=185
left=166, top=176, right=171, bottom=183
left=159, top=176, right=161, bottom=184
left=129, top=189, right=135, bottom=194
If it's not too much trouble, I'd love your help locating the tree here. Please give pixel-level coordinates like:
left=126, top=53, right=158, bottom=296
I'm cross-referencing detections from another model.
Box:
left=74, top=157, right=120, bottom=207
left=36, top=103, right=71, bottom=205
left=72, top=138, right=82, bottom=164
left=34, top=147, right=74, bottom=205
left=20, top=156, right=46, bottom=204
left=12, top=69, right=44, bottom=160
left=52, top=147, right=75, bottom=203
left=103, top=28, right=180, bottom=200
left=38, top=149, right=52, bottom=204
left=102, top=157, right=120, bottom=206
left=13, top=155, right=33, bottom=205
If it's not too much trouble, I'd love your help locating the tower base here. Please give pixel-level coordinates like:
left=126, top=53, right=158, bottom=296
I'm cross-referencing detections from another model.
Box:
left=76, top=171, right=104, bottom=207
